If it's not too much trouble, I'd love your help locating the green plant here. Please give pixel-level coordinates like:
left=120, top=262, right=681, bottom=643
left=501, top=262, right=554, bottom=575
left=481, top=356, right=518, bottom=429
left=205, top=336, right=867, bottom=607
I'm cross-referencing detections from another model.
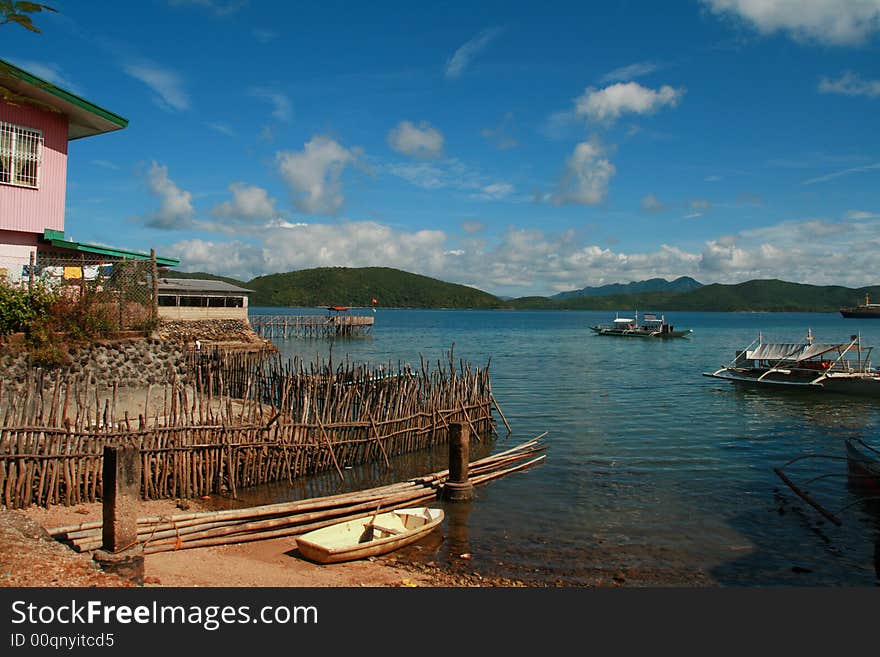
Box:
left=0, top=279, right=57, bottom=336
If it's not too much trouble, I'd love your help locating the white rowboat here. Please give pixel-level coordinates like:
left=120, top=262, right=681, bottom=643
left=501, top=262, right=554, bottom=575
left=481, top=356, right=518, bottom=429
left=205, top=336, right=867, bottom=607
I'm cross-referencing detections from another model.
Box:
left=295, top=507, right=444, bottom=564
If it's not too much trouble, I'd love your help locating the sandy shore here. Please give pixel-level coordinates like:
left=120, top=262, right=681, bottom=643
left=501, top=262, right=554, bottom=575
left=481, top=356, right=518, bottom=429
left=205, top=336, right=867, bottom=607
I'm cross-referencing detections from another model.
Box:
left=1, top=499, right=528, bottom=588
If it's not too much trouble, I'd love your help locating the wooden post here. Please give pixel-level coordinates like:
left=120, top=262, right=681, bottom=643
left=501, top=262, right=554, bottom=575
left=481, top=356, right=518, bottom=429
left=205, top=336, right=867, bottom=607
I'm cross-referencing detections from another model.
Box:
left=442, top=423, right=474, bottom=501
left=93, top=445, right=145, bottom=585
left=28, top=250, right=34, bottom=291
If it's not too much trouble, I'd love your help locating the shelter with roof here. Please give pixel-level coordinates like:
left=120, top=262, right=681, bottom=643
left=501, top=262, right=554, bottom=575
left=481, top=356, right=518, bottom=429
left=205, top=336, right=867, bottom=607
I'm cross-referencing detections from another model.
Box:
left=157, top=278, right=253, bottom=321
left=0, top=58, right=178, bottom=283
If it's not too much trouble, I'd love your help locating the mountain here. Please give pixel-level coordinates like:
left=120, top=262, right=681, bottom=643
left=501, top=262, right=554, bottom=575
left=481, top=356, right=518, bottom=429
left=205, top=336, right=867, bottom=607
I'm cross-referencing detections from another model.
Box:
left=164, top=267, right=504, bottom=308
left=551, top=276, right=703, bottom=300
left=512, top=279, right=880, bottom=312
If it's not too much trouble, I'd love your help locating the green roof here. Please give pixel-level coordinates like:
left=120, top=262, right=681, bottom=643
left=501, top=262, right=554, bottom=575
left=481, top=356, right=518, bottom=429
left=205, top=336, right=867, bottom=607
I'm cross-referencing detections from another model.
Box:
left=0, top=58, right=128, bottom=140
left=42, top=231, right=179, bottom=267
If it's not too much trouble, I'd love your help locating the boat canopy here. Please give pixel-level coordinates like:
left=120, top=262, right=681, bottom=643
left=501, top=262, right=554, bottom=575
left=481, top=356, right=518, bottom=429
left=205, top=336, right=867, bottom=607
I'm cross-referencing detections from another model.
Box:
left=613, top=317, right=634, bottom=323
left=746, top=342, right=847, bottom=362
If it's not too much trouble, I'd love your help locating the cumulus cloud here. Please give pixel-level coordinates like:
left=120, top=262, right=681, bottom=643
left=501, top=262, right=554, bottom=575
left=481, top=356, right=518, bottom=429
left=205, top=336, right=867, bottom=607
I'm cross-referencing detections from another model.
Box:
left=552, top=141, right=616, bottom=206
left=387, top=121, right=444, bottom=159
left=211, top=183, right=278, bottom=221
left=700, top=0, right=880, bottom=46
left=163, top=213, right=880, bottom=296
left=249, top=87, right=292, bottom=122
left=276, top=136, right=358, bottom=215
left=123, top=61, right=190, bottom=112
left=143, top=162, right=195, bottom=229
left=847, top=210, right=880, bottom=220
left=575, top=82, right=684, bottom=124
left=445, top=27, right=502, bottom=79
left=470, top=183, right=515, bottom=201
left=819, top=72, right=880, bottom=98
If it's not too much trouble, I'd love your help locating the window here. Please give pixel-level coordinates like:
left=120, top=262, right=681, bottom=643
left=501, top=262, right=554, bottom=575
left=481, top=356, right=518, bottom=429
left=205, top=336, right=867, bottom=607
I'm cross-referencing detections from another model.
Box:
left=0, top=122, right=43, bottom=188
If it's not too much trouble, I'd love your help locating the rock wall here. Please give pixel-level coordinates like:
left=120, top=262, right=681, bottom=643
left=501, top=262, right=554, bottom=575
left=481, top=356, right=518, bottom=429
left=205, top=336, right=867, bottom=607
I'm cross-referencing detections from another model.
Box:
left=0, top=337, right=187, bottom=389
left=0, top=319, right=271, bottom=390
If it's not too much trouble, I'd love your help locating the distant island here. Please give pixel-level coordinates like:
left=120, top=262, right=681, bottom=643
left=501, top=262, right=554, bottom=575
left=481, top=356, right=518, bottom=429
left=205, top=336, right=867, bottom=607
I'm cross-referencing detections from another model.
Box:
left=162, top=267, right=878, bottom=313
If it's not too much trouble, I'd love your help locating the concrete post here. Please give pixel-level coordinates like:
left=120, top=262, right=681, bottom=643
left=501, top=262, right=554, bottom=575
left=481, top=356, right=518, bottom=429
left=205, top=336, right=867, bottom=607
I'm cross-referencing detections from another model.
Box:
left=442, top=423, right=474, bottom=502
left=93, top=445, right=144, bottom=585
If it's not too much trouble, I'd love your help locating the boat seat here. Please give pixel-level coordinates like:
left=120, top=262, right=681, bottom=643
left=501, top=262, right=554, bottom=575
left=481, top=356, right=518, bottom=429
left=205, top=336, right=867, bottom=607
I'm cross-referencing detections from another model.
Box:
left=370, top=524, right=402, bottom=536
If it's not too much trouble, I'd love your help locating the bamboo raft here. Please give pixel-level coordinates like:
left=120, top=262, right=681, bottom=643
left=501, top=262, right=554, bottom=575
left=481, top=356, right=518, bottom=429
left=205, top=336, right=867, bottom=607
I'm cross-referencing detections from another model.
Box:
left=249, top=314, right=374, bottom=339
left=47, top=435, right=546, bottom=554
left=0, top=350, right=506, bottom=509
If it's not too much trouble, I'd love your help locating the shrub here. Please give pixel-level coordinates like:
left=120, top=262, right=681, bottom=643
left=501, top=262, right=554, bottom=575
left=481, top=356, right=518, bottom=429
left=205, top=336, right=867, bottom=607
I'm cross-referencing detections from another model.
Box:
left=0, top=279, right=57, bottom=337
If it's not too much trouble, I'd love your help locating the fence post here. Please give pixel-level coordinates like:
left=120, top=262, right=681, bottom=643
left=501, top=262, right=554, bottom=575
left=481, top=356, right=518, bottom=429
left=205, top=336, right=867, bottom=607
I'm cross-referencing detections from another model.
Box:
left=150, top=248, right=159, bottom=325
left=442, top=423, right=474, bottom=502
left=93, top=445, right=145, bottom=585
left=28, top=251, right=34, bottom=291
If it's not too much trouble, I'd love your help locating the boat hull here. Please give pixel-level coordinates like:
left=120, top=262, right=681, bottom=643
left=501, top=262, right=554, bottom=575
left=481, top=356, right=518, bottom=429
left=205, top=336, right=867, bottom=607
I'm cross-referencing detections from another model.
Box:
left=840, top=310, right=880, bottom=318
left=703, top=370, right=880, bottom=397
left=590, top=327, right=693, bottom=338
left=295, top=507, right=444, bottom=564
left=845, top=439, right=880, bottom=494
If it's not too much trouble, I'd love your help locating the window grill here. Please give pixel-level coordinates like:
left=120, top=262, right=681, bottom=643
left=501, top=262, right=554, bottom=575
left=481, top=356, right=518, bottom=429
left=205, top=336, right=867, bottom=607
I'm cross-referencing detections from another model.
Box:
left=0, top=121, right=43, bottom=188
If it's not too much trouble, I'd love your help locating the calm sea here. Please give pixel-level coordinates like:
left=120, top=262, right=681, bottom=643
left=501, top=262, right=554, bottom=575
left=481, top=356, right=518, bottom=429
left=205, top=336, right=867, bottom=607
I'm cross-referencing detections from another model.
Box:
left=242, top=307, right=880, bottom=586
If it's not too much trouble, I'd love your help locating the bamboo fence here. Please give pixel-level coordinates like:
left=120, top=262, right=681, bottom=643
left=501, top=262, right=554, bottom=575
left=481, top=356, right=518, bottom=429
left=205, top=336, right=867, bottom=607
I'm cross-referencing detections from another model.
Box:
left=250, top=314, right=374, bottom=339
left=0, top=349, right=505, bottom=509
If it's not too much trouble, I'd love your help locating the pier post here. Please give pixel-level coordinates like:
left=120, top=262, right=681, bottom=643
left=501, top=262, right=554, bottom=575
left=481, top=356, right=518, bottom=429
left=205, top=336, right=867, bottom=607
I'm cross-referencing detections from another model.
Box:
left=93, top=445, right=144, bottom=585
left=442, top=423, right=474, bottom=502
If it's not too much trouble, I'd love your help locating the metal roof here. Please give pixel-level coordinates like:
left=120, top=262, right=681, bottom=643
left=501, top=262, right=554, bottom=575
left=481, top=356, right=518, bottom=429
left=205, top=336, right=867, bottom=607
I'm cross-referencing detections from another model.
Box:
left=0, top=58, right=128, bottom=140
left=158, top=278, right=253, bottom=295
left=41, top=230, right=180, bottom=266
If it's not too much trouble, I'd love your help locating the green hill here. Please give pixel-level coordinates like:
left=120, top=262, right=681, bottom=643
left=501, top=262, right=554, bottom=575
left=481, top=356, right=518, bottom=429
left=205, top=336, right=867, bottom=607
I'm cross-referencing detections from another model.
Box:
left=511, top=279, right=880, bottom=312
left=164, top=267, right=504, bottom=308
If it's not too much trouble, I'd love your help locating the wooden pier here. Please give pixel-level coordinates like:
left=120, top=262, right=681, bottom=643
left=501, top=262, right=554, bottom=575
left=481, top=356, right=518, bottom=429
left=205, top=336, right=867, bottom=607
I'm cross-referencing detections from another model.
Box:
left=250, top=314, right=374, bottom=339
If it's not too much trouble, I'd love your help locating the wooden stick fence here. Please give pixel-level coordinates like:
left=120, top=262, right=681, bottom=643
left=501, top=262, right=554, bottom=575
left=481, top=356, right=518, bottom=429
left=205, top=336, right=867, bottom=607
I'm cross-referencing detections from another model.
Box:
left=0, top=349, right=504, bottom=509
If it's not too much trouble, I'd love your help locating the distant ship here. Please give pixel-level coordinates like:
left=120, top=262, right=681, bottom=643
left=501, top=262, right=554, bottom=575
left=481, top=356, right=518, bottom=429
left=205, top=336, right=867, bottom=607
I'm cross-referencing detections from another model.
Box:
left=840, top=294, right=880, bottom=318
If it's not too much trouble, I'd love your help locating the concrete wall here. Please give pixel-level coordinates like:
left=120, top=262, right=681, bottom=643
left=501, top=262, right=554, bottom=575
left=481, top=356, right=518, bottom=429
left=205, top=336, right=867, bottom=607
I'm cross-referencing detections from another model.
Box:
left=157, top=306, right=249, bottom=321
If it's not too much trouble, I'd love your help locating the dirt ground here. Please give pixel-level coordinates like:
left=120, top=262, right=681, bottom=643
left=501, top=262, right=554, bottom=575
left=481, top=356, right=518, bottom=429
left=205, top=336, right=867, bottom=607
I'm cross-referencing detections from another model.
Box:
left=0, top=500, right=530, bottom=588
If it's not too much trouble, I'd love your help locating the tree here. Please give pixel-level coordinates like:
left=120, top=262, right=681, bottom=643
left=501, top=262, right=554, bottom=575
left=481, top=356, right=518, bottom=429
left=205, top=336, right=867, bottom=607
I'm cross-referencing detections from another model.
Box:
left=0, top=1, right=57, bottom=33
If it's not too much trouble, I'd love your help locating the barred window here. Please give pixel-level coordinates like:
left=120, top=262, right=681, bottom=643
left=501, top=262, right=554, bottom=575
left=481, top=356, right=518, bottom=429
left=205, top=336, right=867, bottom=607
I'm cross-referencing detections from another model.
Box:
left=0, top=121, right=43, bottom=188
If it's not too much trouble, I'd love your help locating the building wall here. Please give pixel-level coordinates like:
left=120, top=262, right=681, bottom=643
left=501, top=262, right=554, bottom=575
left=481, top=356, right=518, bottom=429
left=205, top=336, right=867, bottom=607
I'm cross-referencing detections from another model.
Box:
left=158, top=306, right=249, bottom=321
left=0, top=228, right=38, bottom=283
left=0, top=98, right=68, bottom=234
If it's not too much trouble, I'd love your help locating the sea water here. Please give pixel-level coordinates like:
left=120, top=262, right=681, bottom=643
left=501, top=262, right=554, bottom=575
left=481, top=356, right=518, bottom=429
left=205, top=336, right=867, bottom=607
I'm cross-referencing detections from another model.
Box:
left=241, top=308, right=880, bottom=586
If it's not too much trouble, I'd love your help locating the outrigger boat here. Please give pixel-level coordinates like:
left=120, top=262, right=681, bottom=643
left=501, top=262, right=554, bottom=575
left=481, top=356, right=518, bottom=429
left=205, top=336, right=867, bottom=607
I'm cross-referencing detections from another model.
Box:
left=590, top=311, right=692, bottom=338
left=703, top=330, right=880, bottom=397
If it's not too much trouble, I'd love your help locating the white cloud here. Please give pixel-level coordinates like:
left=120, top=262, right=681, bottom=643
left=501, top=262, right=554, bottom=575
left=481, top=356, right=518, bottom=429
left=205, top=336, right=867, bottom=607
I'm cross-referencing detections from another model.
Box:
left=802, top=162, right=880, bottom=185
left=249, top=87, right=292, bottom=122
left=387, top=121, right=444, bottom=159
left=276, top=136, right=358, bottom=215
left=481, top=113, right=518, bottom=150
left=701, top=0, right=880, bottom=46
left=600, top=61, right=659, bottom=83
left=143, top=162, right=194, bottom=229
left=470, top=183, right=515, bottom=201
left=462, top=221, right=485, bottom=234
left=8, top=60, right=81, bottom=94
left=207, top=122, right=236, bottom=136
left=575, top=82, right=684, bottom=124
left=847, top=210, right=880, bottom=220
left=123, top=61, right=190, bottom=111
left=445, top=27, right=502, bottom=79
left=551, top=141, right=616, bottom=206
left=167, top=0, right=246, bottom=16
left=211, top=183, right=278, bottom=221
left=164, top=214, right=880, bottom=296
left=641, top=193, right=665, bottom=212
left=252, top=28, right=278, bottom=43
left=819, top=72, right=880, bottom=97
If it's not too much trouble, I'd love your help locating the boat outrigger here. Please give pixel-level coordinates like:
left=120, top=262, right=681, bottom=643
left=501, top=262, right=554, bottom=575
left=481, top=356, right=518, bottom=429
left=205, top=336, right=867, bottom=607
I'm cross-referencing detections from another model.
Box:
left=590, top=311, right=693, bottom=338
left=703, top=330, right=880, bottom=397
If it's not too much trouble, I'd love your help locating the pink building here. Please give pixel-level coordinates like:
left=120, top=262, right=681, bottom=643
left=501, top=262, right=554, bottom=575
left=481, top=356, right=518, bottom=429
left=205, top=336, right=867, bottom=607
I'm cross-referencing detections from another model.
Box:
left=0, top=59, right=177, bottom=282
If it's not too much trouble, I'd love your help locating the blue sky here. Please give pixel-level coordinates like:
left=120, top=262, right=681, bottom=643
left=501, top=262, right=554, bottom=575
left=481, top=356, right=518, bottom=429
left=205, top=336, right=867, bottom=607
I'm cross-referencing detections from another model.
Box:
left=4, top=0, right=880, bottom=296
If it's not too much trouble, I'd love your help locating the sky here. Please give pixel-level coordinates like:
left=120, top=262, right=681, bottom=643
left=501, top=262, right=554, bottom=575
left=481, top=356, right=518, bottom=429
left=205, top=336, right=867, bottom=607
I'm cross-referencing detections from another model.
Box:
left=3, top=0, right=880, bottom=297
